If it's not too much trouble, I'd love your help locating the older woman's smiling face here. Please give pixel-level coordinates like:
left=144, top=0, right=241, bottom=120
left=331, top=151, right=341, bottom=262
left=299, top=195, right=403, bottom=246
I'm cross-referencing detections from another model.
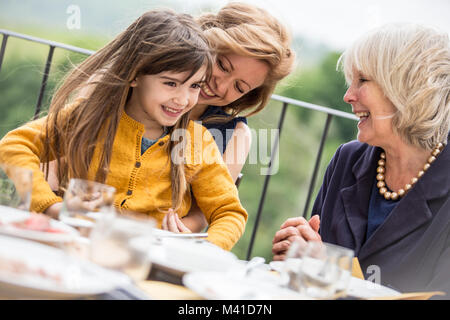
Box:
left=344, top=69, right=397, bottom=147
left=198, top=53, right=269, bottom=107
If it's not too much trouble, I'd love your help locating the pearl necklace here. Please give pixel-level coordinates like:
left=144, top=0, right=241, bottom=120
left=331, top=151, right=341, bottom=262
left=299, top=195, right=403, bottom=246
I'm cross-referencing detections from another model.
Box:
left=376, top=142, right=444, bottom=200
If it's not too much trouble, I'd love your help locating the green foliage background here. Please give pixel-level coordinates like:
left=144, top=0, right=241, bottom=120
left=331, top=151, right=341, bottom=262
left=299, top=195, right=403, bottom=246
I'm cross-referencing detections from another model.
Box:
left=0, top=1, right=358, bottom=262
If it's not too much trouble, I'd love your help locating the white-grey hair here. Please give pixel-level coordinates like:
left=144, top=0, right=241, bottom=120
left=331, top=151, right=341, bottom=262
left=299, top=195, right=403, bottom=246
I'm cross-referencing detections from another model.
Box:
left=338, top=23, right=450, bottom=150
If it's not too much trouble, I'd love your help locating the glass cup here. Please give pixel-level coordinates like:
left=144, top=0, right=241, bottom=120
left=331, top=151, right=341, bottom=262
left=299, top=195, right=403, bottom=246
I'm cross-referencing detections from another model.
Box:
left=89, top=213, right=155, bottom=282
left=284, top=240, right=354, bottom=299
left=0, top=164, right=33, bottom=211
left=59, top=178, right=116, bottom=228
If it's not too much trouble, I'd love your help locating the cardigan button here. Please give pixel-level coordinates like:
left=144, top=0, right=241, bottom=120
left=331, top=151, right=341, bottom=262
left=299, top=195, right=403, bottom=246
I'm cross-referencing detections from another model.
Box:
left=135, top=161, right=141, bottom=168
left=158, top=141, right=164, bottom=146
left=126, top=190, right=132, bottom=196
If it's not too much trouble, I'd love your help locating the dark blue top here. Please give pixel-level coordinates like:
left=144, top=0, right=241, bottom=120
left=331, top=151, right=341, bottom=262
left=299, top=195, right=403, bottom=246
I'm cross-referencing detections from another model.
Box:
left=311, top=139, right=450, bottom=297
left=197, top=106, right=247, bottom=155
left=365, top=179, right=398, bottom=241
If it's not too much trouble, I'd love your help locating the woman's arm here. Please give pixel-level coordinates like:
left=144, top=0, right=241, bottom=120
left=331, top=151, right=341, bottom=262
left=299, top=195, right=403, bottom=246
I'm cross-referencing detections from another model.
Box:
left=165, top=121, right=252, bottom=233
left=177, top=197, right=208, bottom=232
left=221, top=121, right=252, bottom=181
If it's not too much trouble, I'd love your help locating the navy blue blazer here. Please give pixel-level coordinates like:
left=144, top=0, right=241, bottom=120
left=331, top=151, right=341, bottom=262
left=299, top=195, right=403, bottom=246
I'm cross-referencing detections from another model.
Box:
left=312, top=140, right=450, bottom=298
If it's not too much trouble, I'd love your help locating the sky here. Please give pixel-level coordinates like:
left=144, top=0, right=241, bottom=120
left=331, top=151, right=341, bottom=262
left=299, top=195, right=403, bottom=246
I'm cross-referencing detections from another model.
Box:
left=1, top=0, right=449, bottom=52
left=198, top=0, right=450, bottom=50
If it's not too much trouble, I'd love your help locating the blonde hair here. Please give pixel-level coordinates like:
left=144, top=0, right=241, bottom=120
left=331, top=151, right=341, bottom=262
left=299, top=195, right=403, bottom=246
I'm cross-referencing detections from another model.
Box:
left=42, top=9, right=213, bottom=212
left=196, top=2, right=295, bottom=119
left=338, top=23, right=450, bottom=150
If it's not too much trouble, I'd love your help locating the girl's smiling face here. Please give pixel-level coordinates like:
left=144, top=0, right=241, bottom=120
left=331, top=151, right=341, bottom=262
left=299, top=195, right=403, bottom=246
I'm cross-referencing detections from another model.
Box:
left=344, top=69, right=397, bottom=147
left=127, top=67, right=206, bottom=128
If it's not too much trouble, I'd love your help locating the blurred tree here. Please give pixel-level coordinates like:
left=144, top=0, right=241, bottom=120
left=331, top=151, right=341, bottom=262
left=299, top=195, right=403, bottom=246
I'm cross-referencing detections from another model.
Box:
left=281, top=51, right=355, bottom=142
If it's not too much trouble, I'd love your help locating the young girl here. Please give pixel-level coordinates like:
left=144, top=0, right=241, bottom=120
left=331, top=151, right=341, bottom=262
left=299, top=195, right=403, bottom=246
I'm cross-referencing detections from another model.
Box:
left=0, top=10, right=247, bottom=251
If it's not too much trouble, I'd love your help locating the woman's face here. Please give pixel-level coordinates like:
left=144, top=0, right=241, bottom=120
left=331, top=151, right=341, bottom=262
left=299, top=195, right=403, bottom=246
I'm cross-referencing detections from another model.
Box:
left=344, top=69, right=397, bottom=147
left=198, top=53, right=269, bottom=107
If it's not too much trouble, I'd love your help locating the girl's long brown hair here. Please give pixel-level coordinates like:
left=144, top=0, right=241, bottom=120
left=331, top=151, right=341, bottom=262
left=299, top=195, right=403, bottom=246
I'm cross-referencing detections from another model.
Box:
left=42, top=9, right=213, bottom=211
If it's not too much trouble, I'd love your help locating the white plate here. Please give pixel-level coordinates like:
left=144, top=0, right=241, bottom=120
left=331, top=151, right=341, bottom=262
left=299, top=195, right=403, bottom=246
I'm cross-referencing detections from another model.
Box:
left=141, top=237, right=241, bottom=276
left=59, top=216, right=95, bottom=229
left=0, top=235, right=131, bottom=299
left=59, top=211, right=108, bottom=228
left=152, top=228, right=208, bottom=239
left=347, top=277, right=401, bottom=299
left=0, top=205, right=79, bottom=243
left=183, top=271, right=312, bottom=300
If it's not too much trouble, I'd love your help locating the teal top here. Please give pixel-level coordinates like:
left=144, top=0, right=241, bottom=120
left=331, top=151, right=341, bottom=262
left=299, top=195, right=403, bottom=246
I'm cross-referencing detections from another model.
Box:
left=141, top=128, right=168, bottom=155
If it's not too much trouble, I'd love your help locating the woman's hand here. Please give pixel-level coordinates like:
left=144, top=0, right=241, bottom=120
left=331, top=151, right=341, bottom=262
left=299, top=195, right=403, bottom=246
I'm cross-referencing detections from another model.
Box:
left=161, top=208, right=192, bottom=233
left=177, top=197, right=208, bottom=233
left=271, top=215, right=321, bottom=261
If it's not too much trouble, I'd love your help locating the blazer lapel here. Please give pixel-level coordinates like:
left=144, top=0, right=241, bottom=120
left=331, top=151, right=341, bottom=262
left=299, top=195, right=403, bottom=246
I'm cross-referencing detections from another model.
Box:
left=341, top=179, right=370, bottom=255
left=340, top=145, right=379, bottom=256
left=358, top=140, right=450, bottom=261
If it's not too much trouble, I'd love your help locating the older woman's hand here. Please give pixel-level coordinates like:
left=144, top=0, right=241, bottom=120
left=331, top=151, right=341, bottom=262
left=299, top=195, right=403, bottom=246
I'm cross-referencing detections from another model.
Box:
left=271, top=215, right=321, bottom=261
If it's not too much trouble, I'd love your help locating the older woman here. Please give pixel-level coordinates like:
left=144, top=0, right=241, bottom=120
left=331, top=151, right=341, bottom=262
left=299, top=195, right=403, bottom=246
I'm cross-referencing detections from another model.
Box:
left=272, top=23, right=449, bottom=298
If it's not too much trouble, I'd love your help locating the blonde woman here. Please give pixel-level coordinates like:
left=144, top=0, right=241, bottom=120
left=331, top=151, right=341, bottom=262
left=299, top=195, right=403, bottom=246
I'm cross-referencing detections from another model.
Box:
left=163, top=2, right=295, bottom=232
left=272, top=24, right=450, bottom=298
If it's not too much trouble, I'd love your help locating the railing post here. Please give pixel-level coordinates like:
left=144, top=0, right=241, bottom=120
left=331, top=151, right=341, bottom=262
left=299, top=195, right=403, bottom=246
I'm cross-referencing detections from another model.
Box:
left=246, top=102, right=288, bottom=260
left=302, top=113, right=333, bottom=218
left=34, top=45, right=55, bottom=119
left=0, top=34, right=9, bottom=73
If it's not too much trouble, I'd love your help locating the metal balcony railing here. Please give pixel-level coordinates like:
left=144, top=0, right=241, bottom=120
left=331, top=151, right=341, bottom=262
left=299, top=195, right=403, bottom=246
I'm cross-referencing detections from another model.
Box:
left=0, top=29, right=95, bottom=119
left=0, top=29, right=358, bottom=260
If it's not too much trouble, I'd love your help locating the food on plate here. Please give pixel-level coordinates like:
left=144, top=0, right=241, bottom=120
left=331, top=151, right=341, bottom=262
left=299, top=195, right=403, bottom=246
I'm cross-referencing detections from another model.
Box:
left=0, top=212, right=67, bottom=233
left=0, top=256, right=63, bottom=285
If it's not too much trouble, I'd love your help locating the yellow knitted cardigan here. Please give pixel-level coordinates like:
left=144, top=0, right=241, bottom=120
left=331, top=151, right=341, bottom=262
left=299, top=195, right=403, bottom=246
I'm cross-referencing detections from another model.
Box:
left=0, top=111, right=248, bottom=250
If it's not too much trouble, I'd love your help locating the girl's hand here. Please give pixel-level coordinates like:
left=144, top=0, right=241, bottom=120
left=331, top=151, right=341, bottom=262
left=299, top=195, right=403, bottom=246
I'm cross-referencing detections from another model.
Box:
left=161, top=208, right=192, bottom=233
left=271, top=215, right=321, bottom=261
